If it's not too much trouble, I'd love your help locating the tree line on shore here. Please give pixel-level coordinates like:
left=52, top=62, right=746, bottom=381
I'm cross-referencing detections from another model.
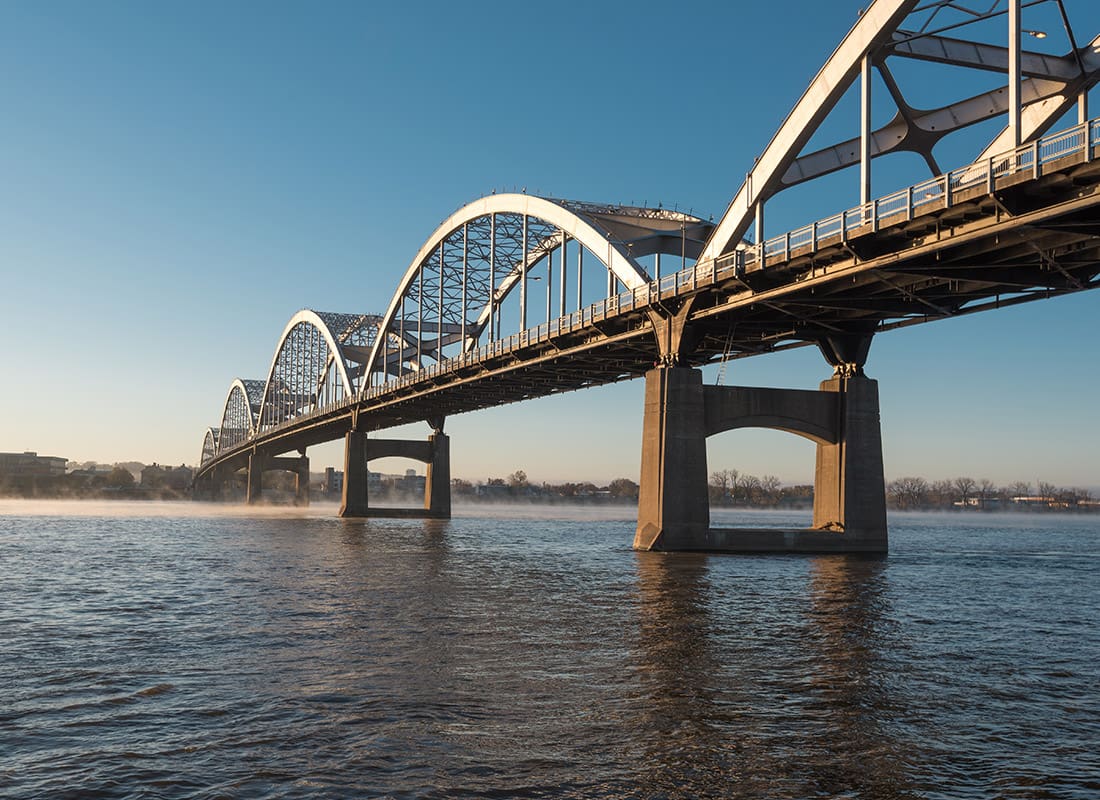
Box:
left=434, top=467, right=1099, bottom=512
left=885, top=476, right=1094, bottom=511
left=708, top=469, right=1095, bottom=511
left=5, top=460, right=1093, bottom=513
left=451, top=470, right=643, bottom=502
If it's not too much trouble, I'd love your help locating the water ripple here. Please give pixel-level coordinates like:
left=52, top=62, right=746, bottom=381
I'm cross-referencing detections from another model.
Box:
left=1, top=506, right=1097, bottom=798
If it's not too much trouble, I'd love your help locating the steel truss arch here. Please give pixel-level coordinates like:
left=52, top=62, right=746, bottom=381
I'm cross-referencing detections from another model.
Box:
left=257, top=309, right=382, bottom=432
left=364, top=193, right=712, bottom=388
left=701, top=0, right=1100, bottom=261
left=217, top=378, right=265, bottom=454
left=200, top=428, right=219, bottom=467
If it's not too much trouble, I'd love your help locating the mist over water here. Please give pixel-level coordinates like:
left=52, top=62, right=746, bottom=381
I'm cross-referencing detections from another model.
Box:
left=2, top=504, right=1098, bottom=798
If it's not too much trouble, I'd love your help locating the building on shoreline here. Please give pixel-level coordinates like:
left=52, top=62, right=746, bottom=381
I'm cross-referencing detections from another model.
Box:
left=0, top=452, right=67, bottom=478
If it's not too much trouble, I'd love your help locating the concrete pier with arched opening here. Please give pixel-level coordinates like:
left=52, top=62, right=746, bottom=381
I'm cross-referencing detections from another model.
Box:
left=633, top=365, right=887, bottom=553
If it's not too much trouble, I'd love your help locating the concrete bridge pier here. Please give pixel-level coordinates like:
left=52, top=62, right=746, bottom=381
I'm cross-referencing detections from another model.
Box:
left=246, top=451, right=265, bottom=505
left=266, top=453, right=310, bottom=506
left=245, top=451, right=311, bottom=506
left=339, top=427, right=451, bottom=519
left=339, top=430, right=370, bottom=517
left=424, top=432, right=451, bottom=518
left=634, top=367, right=710, bottom=549
left=193, top=466, right=226, bottom=501
left=811, top=374, right=886, bottom=542
left=633, top=356, right=887, bottom=553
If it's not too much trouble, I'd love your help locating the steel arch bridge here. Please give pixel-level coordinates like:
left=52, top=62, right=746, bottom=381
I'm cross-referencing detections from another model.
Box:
left=195, top=0, right=1100, bottom=553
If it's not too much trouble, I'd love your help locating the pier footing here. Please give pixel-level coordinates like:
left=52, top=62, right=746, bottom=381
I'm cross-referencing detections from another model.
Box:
left=339, top=429, right=451, bottom=519
left=634, top=366, right=887, bottom=554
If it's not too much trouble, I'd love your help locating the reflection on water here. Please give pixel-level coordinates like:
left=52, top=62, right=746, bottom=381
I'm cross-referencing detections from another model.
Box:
left=2, top=505, right=1099, bottom=798
left=803, top=556, right=916, bottom=798
left=631, top=553, right=921, bottom=798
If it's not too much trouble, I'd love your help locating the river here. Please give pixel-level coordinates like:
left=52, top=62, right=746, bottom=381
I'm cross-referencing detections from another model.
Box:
left=2, top=501, right=1098, bottom=798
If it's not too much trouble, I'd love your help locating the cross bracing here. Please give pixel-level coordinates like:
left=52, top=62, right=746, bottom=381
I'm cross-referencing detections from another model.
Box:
left=216, top=379, right=265, bottom=453
left=365, top=195, right=714, bottom=388
left=200, top=428, right=219, bottom=467
left=702, top=0, right=1100, bottom=261
left=256, top=310, right=384, bottom=432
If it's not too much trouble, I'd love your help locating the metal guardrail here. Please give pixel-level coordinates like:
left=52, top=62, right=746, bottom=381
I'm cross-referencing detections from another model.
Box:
left=203, top=118, right=1100, bottom=467
left=744, top=118, right=1100, bottom=270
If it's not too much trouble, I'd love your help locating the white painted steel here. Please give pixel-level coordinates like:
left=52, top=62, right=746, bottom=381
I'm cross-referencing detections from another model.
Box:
left=701, top=0, right=920, bottom=261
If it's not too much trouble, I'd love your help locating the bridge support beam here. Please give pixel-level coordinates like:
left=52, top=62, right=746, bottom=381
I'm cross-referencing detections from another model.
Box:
left=812, top=375, right=886, bottom=540
left=339, top=431, right=369, bottom=517
left=635, top=367, right=710, bottom=549
left=633, top=365, right=887, bottom=553
left=246, top=452, right=264, bottom=505
left=267, top=454, right=310, bottom=506
left=296, top=455, right=310, bottom=506
left=424, top=433, right=451, bottom=517
left=193, top=466, right=227, bottom=501
left=338, top=428, right=451, bottom=519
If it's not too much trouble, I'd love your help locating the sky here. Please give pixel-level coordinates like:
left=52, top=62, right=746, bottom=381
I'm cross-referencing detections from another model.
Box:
left=1, top=0, right=1098, bottom=491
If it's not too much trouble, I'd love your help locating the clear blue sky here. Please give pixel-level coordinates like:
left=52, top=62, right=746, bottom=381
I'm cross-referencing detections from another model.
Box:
left=1, top=1, right=1097, bottom=490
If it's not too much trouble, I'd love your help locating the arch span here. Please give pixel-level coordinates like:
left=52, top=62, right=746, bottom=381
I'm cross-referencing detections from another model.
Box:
left=363, top=194, right=712, bottom=388
left=257, top=310, right=382, bottom=432
left=200, top=428, right=219, bottom=467
left=217, top=379, right=265, bottom=453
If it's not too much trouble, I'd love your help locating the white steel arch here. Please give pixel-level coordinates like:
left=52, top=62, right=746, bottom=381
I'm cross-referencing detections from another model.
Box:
left=217, top=378, right=265, bottom=453
left=701, top=0, right=1100, bottom=261
left=364, top=193, right=708, bottom=388
left=256, top=310, right=362, bottom=432
left=200, top=428, right=218, bottom=466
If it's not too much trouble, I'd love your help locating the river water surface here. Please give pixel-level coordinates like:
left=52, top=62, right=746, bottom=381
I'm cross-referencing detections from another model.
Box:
left=2, top=501, right=1098, bottom=798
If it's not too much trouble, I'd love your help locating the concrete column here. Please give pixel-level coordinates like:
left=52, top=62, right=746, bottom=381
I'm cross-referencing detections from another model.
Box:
left=339, top=431, right=369, bottom=517
left=294, top=454, right=310, bottom=507
left=246, top=452, right=264, bottom=505
left=424, top=432, right=451, bottom=518
left=209, top=466, right=227, bottom=501
left=812, top=375, right=887, bottom=547
left=634, top=366, right=710, bottom=551
left=193, top=469, right=219, bottom=501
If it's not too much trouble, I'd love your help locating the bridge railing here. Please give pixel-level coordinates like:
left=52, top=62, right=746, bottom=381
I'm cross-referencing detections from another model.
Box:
left=725, top=117, right=1100, bottom=273
left=207, top=118, right=1100, bottom=467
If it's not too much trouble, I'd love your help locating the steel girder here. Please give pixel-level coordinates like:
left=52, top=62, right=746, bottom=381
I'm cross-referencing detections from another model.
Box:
left=701, top=0, right=1100, bottom=261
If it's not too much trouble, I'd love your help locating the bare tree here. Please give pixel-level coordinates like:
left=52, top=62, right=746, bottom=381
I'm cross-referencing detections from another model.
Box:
left=709, top=469, right=737, bottom=503
left=738, top=474, right=761, bottom=504
left=760, top=475, right=781, bottom=505
left=888, top=476, right=929, bottom=510
left=954, top=476, right=976, bottom=507
left=929, top=479, right=954, bottom=509
left=710, top=470, right=731, bottom=493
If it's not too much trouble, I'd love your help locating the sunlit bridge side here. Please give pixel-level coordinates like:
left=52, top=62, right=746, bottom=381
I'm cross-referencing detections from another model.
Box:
left=194, top=0, right=1100, bottom=555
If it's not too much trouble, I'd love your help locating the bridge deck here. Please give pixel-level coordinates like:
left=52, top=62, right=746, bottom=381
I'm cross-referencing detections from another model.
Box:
left=200, top=122, right=1100, bottom=477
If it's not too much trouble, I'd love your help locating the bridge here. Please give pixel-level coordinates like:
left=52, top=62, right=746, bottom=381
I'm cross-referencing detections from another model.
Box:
left=194, top=0, right=1100, bottom=553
